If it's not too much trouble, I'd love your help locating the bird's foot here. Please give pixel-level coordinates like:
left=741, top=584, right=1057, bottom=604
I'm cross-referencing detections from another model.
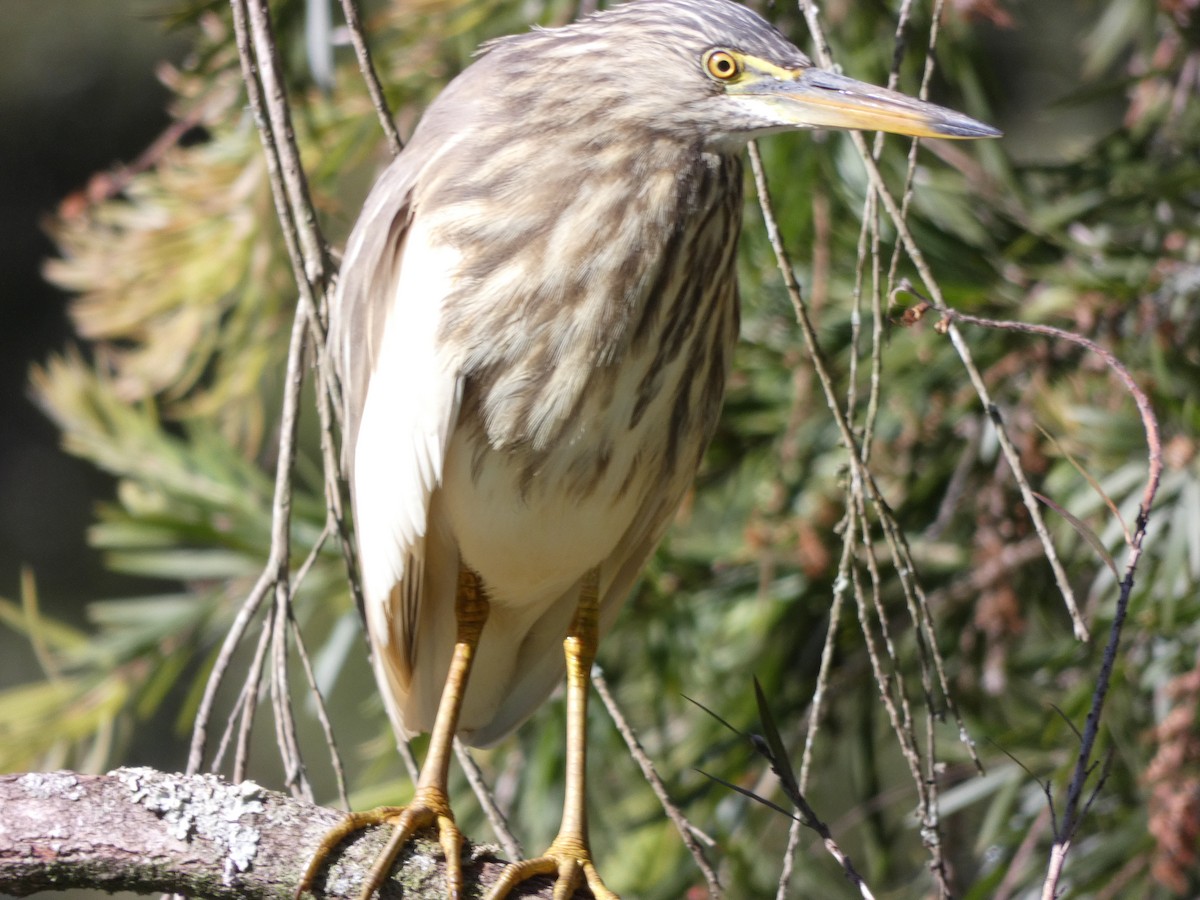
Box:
left=483, top=833, right=618, bottom=900
left=296, top=786, right=464, bottom=900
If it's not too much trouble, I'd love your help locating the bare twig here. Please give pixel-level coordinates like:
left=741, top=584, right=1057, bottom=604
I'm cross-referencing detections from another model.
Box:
left=187, top=569, right=275, bottom=774
left=591, top=667, right=723, bottom=897
left=931, top=308, right=1162, bottom=486
left=267, top=301, right=313, bottom=802
left=191, top=0, right=348, bottom=812
left=245, top=0, right=330, bottom=287
left=228, top=0, right=323, bottom=317
left=232, top=614, right=273, bottom=783
left=779, top=545, right=852, bottom=900
left=748, top=139, right=963, bottom=893
left=336, top=0, right=404, bottom=156
left=796, top=3, right=1087, bottom=643
left=908, top=291, right=1165, bottom=898
left=453, top=739, right=523, bottom=862
left=290, top=611, right=351, bottom=811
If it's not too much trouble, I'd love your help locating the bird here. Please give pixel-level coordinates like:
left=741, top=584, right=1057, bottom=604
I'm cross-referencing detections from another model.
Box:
left=298, top=1, right=999, bottom=897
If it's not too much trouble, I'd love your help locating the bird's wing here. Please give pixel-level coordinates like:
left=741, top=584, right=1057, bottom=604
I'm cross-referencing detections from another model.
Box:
left=333, top=162, right=417, bottom=458
left=331, top=157, right=464, bottom=712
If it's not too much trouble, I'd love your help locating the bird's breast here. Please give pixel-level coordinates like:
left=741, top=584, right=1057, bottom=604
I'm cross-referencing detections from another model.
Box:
left=436, top=153, right=743, bottom=608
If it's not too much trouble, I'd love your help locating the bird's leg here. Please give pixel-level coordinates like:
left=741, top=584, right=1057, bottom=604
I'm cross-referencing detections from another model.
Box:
left=485, top=567, right=618, bottom=900
left=297, top=566, right=490, bottom=900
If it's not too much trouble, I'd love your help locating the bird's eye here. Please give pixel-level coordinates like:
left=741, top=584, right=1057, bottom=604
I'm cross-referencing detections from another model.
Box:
left=704, top=50, right=741, bottom=81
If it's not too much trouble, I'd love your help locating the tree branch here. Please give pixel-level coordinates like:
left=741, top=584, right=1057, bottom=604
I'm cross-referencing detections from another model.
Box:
left=0, top=769, right=576, bottom=899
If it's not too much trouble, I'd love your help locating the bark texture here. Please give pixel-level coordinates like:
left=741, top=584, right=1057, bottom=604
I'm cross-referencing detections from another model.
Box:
left=0, top=769, right=575, bottom=898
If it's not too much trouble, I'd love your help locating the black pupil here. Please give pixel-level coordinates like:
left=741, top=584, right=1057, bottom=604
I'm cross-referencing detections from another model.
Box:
left=717, top=57, right=731, bottom=73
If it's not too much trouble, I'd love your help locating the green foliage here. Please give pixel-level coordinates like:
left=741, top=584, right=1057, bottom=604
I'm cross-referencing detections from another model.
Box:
left=8, top=0, right=1200, bottom=897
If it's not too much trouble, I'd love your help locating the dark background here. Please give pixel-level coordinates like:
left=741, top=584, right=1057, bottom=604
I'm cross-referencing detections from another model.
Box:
left=0, top=1, right=186, bottom=649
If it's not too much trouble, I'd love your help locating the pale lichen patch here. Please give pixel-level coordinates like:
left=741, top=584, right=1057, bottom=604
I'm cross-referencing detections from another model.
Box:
left=114, top=766, right=266, bottom=885
left=17, top=771, right=85, bottom=801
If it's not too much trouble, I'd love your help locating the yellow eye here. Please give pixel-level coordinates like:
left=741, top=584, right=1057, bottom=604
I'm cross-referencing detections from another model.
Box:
left=705, top=50, right=740, bottom=81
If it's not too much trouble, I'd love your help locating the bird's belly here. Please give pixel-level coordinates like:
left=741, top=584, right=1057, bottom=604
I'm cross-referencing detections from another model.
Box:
left=439, top=379, right=669, bottom=610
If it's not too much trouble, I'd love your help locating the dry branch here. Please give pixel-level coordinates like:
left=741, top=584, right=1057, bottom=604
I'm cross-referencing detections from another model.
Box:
left=0, top=769, right=578, bottom=899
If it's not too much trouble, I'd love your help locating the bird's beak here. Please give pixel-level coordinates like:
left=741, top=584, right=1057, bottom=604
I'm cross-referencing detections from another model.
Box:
left=736, top=65, right=1001, bottom=140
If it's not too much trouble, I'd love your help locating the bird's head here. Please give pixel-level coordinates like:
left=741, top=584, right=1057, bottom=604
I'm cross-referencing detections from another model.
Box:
left=487, top=0, right=999, bottom=150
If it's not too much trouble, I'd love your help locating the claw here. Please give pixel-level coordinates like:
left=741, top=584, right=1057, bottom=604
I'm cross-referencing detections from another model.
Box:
left=297, top=806, right=402, bottom=897
left=296, top=788, right=464, bottom=900
left=296, top=572, right=487, bottom=898
left=483, top=835, right=618, bottom=900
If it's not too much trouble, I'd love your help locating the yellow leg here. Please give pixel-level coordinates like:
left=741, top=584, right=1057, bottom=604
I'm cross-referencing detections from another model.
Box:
left=484, top=568, right=619, bottom=900
left=297, top=566, right=490, bottom=900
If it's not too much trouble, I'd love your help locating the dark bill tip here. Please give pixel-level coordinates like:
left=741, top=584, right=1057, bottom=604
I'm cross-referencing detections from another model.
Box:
left=931, top=116, right=1003, bottom=139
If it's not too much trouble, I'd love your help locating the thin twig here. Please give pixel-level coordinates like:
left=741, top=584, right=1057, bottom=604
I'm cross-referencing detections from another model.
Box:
left=266, top=311, right=314, bottom=801
left=931, top=308, right=1162, bottom=474
left=801, top=548, right=852, bottom=795
left=907, top=274, right=1165, bottom=898
left=187, top=568, right=275, bottom=774
left=282, top=517, right=351, bottom=808
left=310, top=314, right=369, bottom=678
left=698, top=687, right=877, bottom=900
left=245, top=0, right=330, bottom=286
left=290, top=609, right=351, bottom=810
left=228, top=0, right=323, bottom=319
left=218, top=0, right=352, bottom=812
left=796, top=2, right=1087, bottom=644
left=775, top=815, right=803, bottom=900
left=193, top=0, right=306, bottom=782
left=271, top=593, right=310, bottom=800
left=749, top=139, right=961, bottom=890
left=592, top=667, right=723, bottom=898
left=233, top=613, right=274, bottom=783
left=779, top=544, right=851, bottom=900
left=336, top=0, right=403, bottom=156
left=453, top=739, right=523, bottom=862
